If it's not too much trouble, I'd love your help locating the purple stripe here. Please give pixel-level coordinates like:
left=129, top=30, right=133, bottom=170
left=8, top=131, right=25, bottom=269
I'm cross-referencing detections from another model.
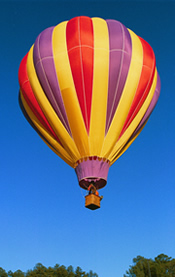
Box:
left=131, top=73, right=161, bottom=138
left=75, top=158, right=110, bottom=190
left=33, top=27, right=71, bottom=135
left=105, top=20, right=132, bottom=134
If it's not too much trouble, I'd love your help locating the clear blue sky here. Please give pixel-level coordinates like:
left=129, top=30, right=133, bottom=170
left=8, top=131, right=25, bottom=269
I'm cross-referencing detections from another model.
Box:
left=0, top=1, right=174, bottom=276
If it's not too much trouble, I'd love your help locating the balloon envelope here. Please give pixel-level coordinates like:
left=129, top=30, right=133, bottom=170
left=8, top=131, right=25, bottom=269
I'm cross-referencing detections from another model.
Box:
left=18, top=16, right=160, bottom=190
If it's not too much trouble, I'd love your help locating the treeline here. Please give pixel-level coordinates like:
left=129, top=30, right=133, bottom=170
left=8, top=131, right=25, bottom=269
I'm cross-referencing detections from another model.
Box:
left=124, top=254, right=175, bottom=277
left=0, top=263, right=98, bottom=277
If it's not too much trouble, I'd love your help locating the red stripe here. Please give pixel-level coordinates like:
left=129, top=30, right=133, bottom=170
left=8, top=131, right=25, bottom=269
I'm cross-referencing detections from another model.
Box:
left=66, top=16, right=94, bottom=133
left=119, top=37, right=156, bottom=137
left=18, top=54, right=62, bottom=144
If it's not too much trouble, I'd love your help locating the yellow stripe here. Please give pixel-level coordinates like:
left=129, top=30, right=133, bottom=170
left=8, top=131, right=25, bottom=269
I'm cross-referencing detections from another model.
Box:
left=27, top=45, right=79, bottom=162
left=20, top=91, right=74, bottom=167
left=110, top=122, right=146, bottom=164
left=109, top=69, right=157, bottom=163
left=89, top=18, right=109, bottom=155
left=101, top=29, right=144, bottom=158
left=52, top=21, right=89, bottom=157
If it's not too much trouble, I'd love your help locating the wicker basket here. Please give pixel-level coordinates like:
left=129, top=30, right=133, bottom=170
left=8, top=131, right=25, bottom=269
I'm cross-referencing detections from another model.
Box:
left=85, top=194, right=101, bottom=210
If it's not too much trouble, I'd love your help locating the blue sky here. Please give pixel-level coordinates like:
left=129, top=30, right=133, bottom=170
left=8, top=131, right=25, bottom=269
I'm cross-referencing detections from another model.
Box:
left=0, top=1, right=175, bottom=276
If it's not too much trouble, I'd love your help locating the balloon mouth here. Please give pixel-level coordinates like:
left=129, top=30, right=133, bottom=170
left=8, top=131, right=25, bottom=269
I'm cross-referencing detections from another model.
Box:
left=79, top=177, right=107, bottom=190
left=75, top=157, right=110, bottom=190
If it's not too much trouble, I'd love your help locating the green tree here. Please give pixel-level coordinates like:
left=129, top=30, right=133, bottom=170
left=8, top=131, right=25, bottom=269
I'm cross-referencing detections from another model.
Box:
left=0, top=267, right=8, bottom=277
left=54, top=265, right=69, bottom=277
left=9, top=270, right=25, bottom=277
left=26, top=263, right=47, bottom=277
left=75, top=266, right=86, bottom=277
left=124, top=254, right=175, bottom=277
left=0, top=263, right=98, bottom=277
left=45, top=266, right=55, bottom=277
left=87, top=270, right=98, bottom=277
left=7, top=270, right=13, bottom=277
left=67, top=265, right=75, bottom=277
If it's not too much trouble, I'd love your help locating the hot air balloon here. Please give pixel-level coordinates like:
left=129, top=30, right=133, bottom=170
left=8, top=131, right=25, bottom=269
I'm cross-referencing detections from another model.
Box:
left=18, top=16, right=160, bottom=210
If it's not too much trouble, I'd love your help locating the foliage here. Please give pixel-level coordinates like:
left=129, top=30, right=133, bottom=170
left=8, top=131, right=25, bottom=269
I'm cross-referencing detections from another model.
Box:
left=0, top=267, right=8, bottom=277
left=0, top=264, right=98, bottom=277
left=124, top=254, right=175, bottom=277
